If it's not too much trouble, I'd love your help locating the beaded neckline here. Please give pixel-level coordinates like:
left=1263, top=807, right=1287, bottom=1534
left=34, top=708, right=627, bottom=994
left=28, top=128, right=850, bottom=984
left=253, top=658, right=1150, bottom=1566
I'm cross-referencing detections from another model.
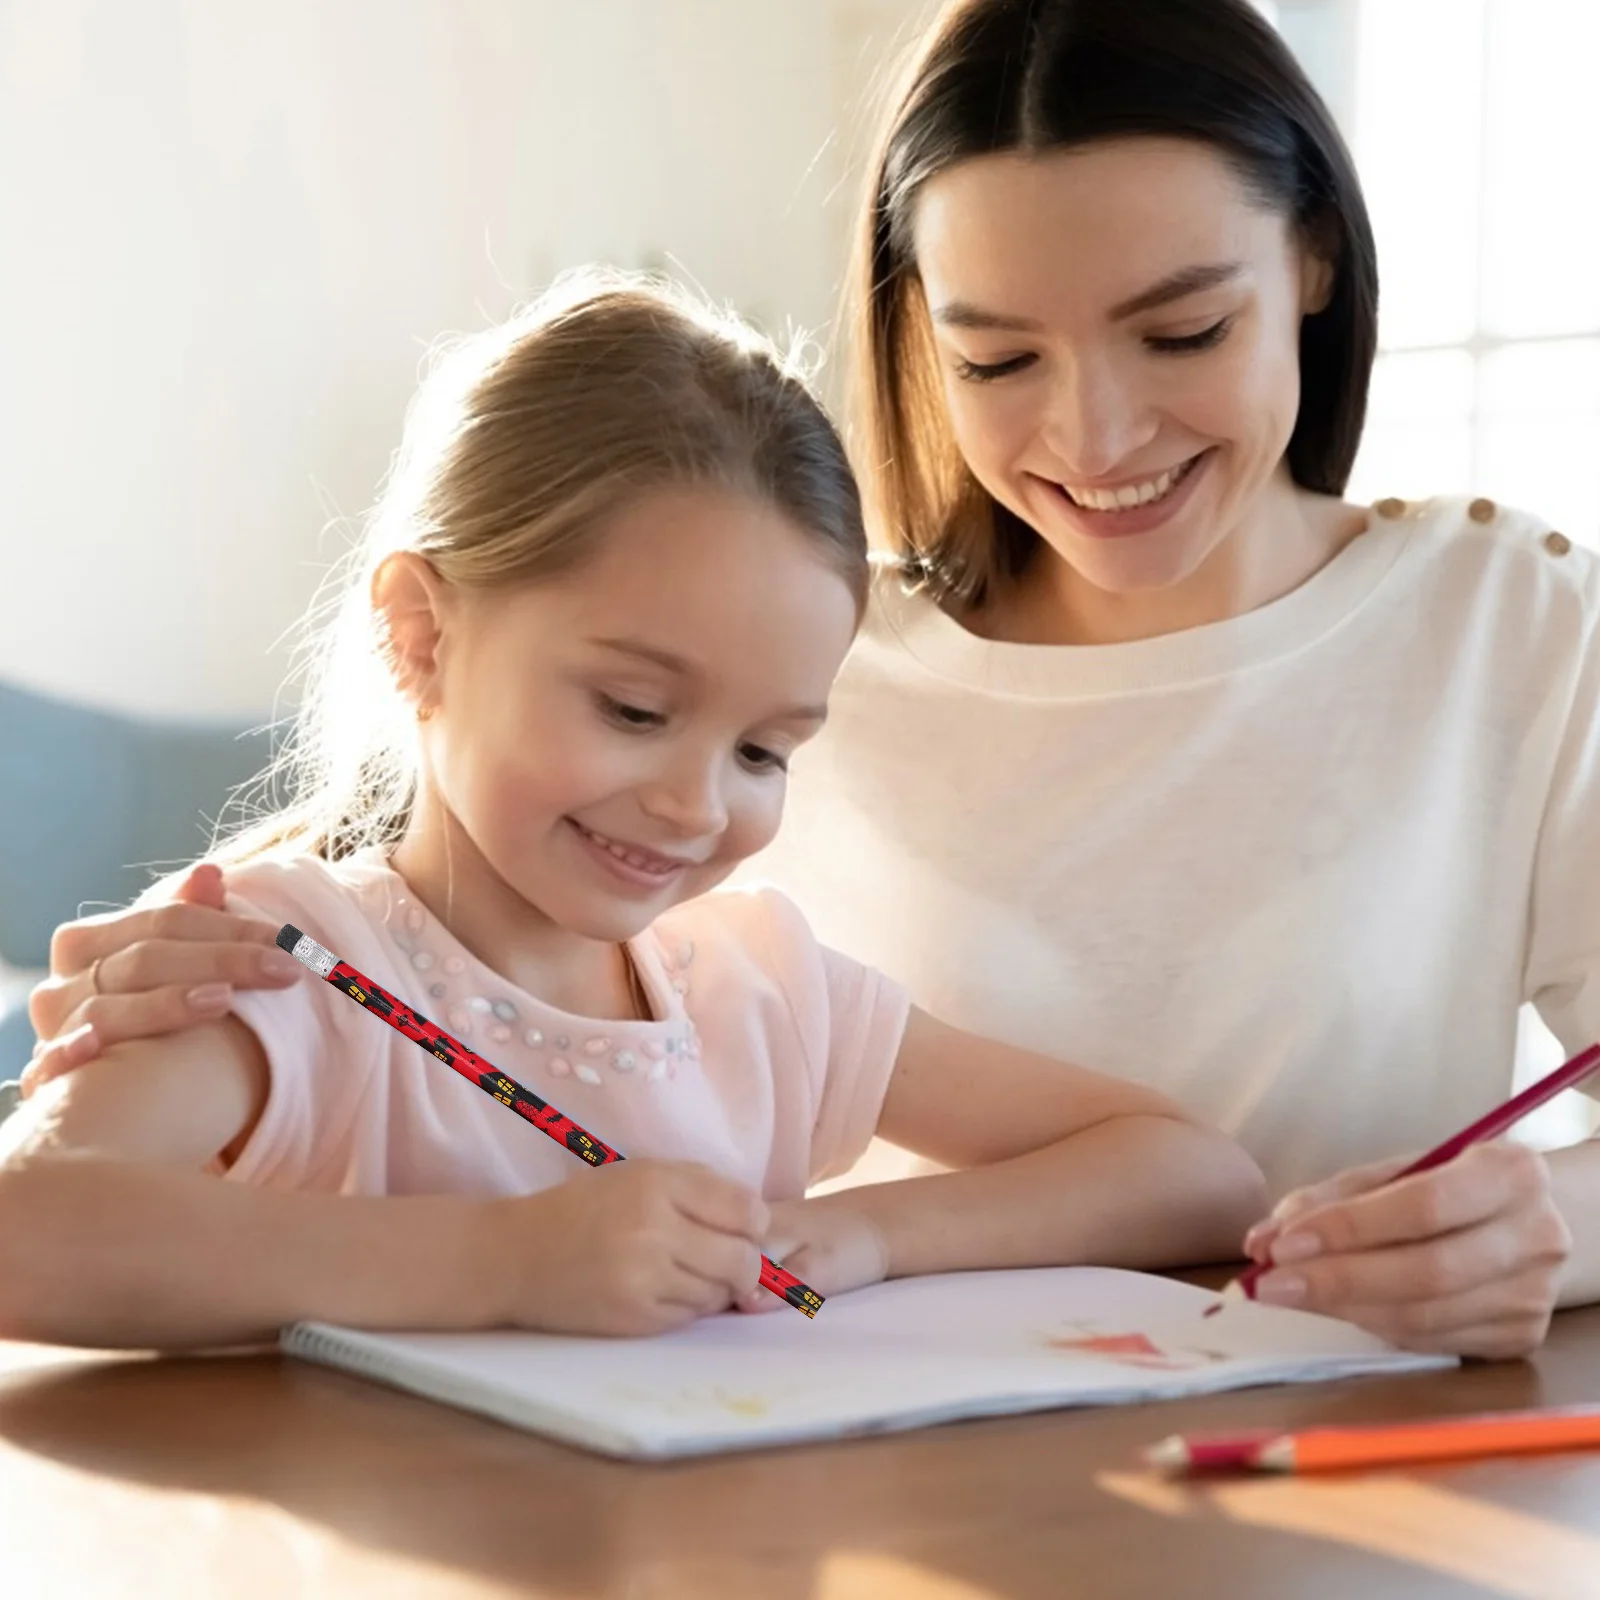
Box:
left=358, top=856, right=700, bottom=1089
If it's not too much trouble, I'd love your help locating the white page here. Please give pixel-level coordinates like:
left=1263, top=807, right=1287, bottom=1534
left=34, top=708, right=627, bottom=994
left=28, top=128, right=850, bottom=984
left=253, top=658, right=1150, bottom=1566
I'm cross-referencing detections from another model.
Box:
left=284, top=1268, right=1454, bottom=1460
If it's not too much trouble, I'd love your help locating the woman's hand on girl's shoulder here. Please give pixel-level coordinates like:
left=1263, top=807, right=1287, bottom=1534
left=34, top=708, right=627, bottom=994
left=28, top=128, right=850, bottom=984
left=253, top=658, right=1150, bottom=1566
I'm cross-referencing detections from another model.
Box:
left=23, top=863, right=298, bottom=1100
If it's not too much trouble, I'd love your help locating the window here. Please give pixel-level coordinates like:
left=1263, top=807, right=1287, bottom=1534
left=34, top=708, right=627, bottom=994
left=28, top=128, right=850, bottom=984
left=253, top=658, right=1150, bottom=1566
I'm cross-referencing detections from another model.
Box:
left=1283, top=0, right=1600, bottom=546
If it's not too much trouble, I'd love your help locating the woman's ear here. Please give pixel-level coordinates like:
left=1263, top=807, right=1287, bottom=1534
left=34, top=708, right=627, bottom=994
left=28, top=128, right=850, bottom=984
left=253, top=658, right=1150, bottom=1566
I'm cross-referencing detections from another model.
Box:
left=371, top=552, right=451, bottom=720
left=1298, top=213, right=1340, bottom=316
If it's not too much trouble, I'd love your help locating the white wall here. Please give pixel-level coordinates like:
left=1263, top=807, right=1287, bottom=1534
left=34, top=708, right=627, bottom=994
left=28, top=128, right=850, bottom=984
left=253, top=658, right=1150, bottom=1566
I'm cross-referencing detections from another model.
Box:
left=1, top=0, right=874, bottom=719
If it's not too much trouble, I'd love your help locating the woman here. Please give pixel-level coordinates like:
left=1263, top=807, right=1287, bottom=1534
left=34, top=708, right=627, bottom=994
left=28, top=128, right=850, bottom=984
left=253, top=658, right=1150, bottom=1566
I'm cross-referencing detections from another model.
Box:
left=23, top=0, right=1595, bottom=1357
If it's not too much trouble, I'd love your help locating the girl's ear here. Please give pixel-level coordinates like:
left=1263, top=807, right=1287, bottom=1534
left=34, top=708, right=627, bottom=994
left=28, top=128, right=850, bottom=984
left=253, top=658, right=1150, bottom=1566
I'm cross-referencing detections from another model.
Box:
left=371, top=552, right=451, bottom=719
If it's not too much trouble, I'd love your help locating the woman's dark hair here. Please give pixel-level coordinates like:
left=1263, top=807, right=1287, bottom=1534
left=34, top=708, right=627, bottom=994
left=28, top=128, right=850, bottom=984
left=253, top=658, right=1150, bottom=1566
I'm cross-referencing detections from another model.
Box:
left=849, top=0, right=1379, bottom=608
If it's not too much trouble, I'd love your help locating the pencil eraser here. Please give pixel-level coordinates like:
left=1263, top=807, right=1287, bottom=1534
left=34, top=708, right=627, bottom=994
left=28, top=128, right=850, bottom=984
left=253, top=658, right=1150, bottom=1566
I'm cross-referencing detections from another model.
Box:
left=278, top=926, right=337, bottom=978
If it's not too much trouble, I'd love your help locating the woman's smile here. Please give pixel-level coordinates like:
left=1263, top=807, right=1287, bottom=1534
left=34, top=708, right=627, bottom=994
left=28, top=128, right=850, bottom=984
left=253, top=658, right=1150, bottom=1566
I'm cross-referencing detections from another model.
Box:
left=1029, top=447, right=1214, bottom=541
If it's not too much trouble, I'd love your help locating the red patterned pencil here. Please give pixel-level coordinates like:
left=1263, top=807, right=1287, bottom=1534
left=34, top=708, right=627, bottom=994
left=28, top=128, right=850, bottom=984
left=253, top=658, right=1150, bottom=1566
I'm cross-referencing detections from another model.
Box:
left=277, top=923, right=824, bottom=1319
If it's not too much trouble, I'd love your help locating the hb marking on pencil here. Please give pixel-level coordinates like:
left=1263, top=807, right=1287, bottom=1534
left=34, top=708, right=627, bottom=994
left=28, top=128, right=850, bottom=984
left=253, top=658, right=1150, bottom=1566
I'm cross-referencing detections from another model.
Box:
left=276, top=923, right=824, bottom=1319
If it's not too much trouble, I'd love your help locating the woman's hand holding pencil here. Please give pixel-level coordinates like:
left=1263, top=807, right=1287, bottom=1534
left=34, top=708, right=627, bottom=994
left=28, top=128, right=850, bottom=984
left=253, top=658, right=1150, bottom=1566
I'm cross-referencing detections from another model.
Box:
left=1234, top=1141, right=1572, bottom=1359
left=1214, top=1041, right=1599, bottom=1358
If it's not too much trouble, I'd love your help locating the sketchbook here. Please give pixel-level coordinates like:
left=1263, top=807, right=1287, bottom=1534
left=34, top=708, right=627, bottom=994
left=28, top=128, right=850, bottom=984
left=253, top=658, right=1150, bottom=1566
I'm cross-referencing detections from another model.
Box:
left=281, top=1267, right=1455, bottom=1461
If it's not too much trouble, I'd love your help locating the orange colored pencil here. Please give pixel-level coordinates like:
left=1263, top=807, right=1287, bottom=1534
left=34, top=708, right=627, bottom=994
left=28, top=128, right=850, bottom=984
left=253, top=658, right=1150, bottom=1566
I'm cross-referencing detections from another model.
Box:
left=1146, top=1405, right=1600, bottom=1475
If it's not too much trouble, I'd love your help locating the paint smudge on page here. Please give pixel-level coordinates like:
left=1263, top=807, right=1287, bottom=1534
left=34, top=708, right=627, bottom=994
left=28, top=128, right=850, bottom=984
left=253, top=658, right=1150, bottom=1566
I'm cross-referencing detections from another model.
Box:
left=1041, top=1325, right=1229, bottom=1371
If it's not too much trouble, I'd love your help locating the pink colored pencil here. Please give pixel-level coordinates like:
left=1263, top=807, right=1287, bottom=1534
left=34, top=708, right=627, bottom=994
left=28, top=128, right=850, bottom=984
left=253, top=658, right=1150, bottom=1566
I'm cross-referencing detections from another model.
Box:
left=1218, top=1041, right=1600, bottom=1308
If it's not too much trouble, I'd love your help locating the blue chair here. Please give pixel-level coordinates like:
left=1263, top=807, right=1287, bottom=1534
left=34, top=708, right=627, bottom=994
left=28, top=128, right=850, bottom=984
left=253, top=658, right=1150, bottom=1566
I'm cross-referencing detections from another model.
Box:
left=0, top=679, right=276, bottom=1106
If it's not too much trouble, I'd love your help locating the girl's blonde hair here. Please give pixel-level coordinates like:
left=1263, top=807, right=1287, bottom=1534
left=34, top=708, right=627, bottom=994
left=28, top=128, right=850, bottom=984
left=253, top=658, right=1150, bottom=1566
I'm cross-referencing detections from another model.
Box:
left=215, top=269, right=867, bottom=867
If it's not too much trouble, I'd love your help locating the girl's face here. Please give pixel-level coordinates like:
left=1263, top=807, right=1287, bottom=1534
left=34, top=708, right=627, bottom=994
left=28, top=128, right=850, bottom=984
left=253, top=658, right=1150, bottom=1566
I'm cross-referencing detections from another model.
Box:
left=913, top=137, right=1333, bottom=597
left=408, top=485, right=858, bottom=947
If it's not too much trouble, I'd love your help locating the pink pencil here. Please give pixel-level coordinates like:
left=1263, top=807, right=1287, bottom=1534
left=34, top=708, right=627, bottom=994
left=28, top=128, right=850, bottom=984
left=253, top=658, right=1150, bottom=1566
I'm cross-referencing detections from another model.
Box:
left=1213, top=1041, right=1600, bottom=1311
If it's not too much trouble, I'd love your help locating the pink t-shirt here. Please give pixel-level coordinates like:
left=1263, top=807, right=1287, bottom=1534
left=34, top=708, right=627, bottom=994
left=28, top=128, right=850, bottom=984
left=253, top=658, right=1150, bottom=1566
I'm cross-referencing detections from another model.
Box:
left=218, top=851, right=909, bottom=1201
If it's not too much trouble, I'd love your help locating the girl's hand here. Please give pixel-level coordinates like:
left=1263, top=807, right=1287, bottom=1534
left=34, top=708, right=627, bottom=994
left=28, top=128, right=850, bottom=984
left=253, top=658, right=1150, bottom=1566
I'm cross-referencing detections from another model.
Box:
left=500, top=1160, right=769, bottom=1337
left=733, top=1194, right=890, bottom=1313
left=23, top=863, right=296, bottom=1099
left=1242, top=1143, right=1571, bottom=1359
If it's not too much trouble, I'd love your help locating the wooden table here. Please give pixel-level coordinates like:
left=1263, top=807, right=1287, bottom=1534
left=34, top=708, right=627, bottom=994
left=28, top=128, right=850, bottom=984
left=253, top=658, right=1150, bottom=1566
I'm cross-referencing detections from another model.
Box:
left=4, top=1285, right=1600, bottom=1600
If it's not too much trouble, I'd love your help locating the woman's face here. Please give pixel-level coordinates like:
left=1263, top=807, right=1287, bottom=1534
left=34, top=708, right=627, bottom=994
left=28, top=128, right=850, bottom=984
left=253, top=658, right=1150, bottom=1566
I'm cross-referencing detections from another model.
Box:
left=913, top=137, right=1332, bottom=597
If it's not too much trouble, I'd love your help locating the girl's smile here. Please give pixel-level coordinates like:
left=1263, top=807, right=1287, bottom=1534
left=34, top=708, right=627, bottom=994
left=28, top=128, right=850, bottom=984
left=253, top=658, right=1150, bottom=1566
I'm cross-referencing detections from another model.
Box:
left=565, top=817, right=703, bottom=896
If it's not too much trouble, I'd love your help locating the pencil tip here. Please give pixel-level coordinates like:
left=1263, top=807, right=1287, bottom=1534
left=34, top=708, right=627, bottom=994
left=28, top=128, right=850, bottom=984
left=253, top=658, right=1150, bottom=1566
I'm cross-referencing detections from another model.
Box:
left=1203, top=1280, right=1246, bottom=1318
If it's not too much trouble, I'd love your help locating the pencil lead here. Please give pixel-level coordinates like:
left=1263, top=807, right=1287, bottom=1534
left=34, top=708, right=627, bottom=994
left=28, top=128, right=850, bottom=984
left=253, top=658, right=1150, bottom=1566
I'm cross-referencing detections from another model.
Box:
left=1202, top=1279, right=1246, bottom=1318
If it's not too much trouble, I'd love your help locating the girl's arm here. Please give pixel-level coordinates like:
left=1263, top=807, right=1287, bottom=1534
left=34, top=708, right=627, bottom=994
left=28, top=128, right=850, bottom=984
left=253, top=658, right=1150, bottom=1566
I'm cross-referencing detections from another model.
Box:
left=0, top=1021, right=769, bottom=1348
left=797, top=1008, right=1266, bottom=1281
left=0, top=1020, right=505, bottom=1348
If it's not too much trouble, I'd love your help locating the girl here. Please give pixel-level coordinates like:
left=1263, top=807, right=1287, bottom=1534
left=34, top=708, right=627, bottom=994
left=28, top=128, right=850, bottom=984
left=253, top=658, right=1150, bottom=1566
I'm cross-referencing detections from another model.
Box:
left=0, top=273, right=1264, bottom=1349
left=34, top=0, right=1597, bottom=1359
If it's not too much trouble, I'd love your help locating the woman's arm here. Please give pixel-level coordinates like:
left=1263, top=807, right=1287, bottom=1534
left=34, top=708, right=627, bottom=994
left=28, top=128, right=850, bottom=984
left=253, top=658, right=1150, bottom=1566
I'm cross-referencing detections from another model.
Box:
left=1231, top=549, right=1600, bottom=1361
left=774, top=1008, right=1266, bottom=1289
left=0, top=1022, right=502, bottom=1348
